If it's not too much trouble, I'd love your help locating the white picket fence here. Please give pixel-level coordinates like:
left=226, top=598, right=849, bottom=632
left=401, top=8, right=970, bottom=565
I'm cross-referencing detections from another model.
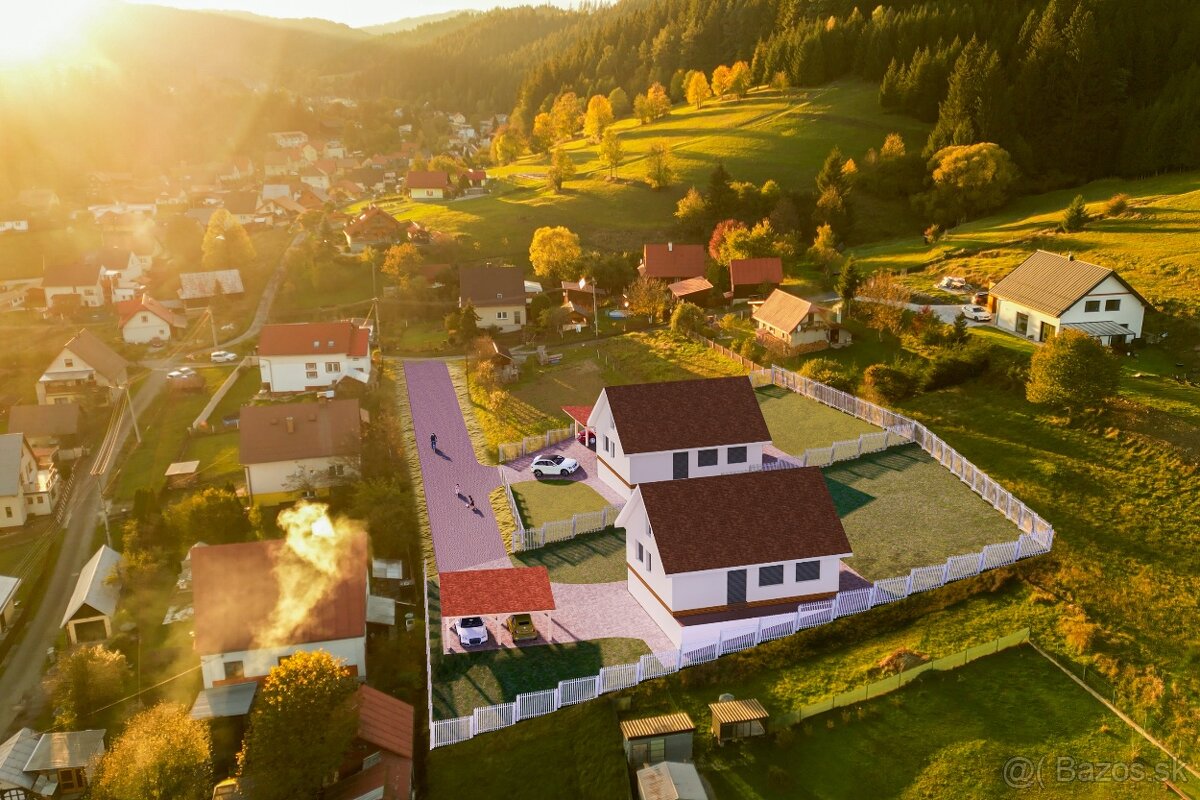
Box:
left=511, top=503, right=625, bottom=552
left=498, top=427, right=574, bottom=463
left=428, top=363, right=1057, bottom=750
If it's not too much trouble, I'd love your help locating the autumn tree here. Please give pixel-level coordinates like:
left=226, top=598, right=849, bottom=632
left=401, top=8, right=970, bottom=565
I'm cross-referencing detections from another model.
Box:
left=675, top=187, right=707, bottom=234
left=546, top=148, right=576, bottom=193
left=529, top=226, right=582, bottom=281
left=490, top=127, right=524, bottom=165
left=445, top=302, right=481, bottom=343
left=634, top=83, right=671, bottom=123
left=1026, top=329, right=1120, bottom=409
left=91, top=703, right=212, bottom=800
left=685, top=71, right=712, bottom=109
left=202, top=209, right=256, bottom=271
left=598, top=129, right=624, bottom=179
left=857, top=272, right=912, bottom=339
left=770, top=71, right=790, bottom=92
left=163, top=487, right=250, bottom=549
left=711, top=64, right=732, bottom=98
left=607, top=87, right=630, bottom=118
left=729, top=60, right=752, bottom=98
left=708, top=219, right=747, bottom=264
left=530, top=112, right=554, bottom=153
left=716, top=220, right=779, bottom=266
left=583, top=94, right=614, bottom=142
left=644, top=140, right=675, bottom=190
left=806, top=223, right=840, bottom=278
left=381, top=243, right=423, bottom=282
left=549, top=92, right=583, bottom=142
left=237, top=651, right=358, bottom=800
left=670, top=301, right=707, bottom=335
left=45, top=645, right=131, bottom=729
left=918, top=142, right=1017, bottom=226
left=626, top=275, right=669, bottom=322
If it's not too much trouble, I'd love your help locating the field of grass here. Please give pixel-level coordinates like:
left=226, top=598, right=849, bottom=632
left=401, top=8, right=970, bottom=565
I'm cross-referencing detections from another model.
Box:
left=181, top=431, right=241, bottom=487
left=510, top=529, right=627, bottom=584
left=706, top=646, right=1176, bottom=799
left=509, top=479, right=609, bottom=528
left=353, top=82, right=929, bottom=263
left=756, top=384, right=880, bottom=454
left=208, top=365, right=262, bottom=423
left=826, top=445, right=1023, bottom=581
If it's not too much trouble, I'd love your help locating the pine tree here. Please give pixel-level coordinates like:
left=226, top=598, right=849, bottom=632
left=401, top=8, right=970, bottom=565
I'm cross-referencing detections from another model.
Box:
left=1061, top=195, right=1089, bottom=232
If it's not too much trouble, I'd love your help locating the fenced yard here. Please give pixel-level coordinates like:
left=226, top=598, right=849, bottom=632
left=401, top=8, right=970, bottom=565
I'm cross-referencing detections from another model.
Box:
left=510, top=479, right=611, bottom=529
left=511, top=528, right=627, bottom=584
left=757, top=384, right=881, bottom=454
left=826, top=444, right=1027, bottom=581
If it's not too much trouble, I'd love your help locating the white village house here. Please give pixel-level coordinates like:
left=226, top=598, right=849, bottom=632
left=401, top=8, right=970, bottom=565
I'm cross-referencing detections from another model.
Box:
left=238, top=398, right=363, bottom=506
left=458, top=266, right=527, bottom=334
left=617, top=468, right=853, bottom=648
left=257, top=321, right=372, bottom=394
left=989, top=251, right=1149, bottom=345
left=190, top=532, right=368, bottom=689
left=61, top=545, right=122, bottom=645
left=0, top=434, right=60, bottom=529
left=36, top=329, right=129, bottom=406
left=752, top=289, right=850, bottom=354
left=115, top=294, right=185, bottom=344
left=42, top=262, right=105, bottom=310
left=587, top=377, right=772, bottom=499
left=90, top=247, right=147, bottom=303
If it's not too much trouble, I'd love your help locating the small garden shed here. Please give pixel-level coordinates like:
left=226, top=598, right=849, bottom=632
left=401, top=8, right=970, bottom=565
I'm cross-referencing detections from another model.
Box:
left=619, top=712, right=695, bottom=767
left=709, top=697, right=768, bottom=743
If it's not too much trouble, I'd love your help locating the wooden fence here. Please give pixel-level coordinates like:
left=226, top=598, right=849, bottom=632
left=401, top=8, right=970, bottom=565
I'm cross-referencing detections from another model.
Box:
left=497, top=427, right=573, bottom=464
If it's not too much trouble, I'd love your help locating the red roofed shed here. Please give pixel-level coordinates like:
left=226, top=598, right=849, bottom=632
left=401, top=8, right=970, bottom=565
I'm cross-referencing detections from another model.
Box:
left=439, top=567, right=556, bottom=652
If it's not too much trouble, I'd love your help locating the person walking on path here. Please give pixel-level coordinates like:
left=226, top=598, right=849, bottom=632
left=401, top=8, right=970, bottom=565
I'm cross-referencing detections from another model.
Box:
left=454, top=483, right=461, bottom=499
left=431, top=433, right=438, bottom=451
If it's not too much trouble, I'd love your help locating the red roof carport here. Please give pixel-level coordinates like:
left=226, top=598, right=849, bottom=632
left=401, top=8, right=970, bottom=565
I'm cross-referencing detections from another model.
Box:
left=440, top=567, right=557, bottom=653
left=561, top=405, right=594, bottom=446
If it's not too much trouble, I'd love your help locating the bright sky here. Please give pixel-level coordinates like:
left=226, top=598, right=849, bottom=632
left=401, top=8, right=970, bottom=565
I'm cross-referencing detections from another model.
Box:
left=125, top=0, right=581, bottom=27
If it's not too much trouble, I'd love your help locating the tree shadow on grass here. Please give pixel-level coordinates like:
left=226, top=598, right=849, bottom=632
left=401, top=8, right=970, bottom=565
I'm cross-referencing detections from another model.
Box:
left=513, top=529, right=625, bottom=570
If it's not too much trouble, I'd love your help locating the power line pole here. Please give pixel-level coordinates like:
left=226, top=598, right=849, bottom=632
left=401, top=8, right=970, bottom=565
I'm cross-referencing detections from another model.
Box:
left=124, top=384, right=141, bottom=443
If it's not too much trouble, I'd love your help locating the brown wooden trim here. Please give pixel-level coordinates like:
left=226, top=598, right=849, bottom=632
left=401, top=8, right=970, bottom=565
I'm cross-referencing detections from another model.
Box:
left=627, top=562, right=673, bottom=614
left=596, top=453, right=634, bottom=489
left=625, top=563, right=834, bottom=619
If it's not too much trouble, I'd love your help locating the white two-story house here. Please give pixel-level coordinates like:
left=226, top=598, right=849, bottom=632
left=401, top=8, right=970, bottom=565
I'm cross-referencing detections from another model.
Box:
left=989, top=251, right=1149, bottom=346
left=36, top=330, right=129, bottom=406
left=458, top=266, right=527, bottom=334
left=257, top=321, right=372, bottom=394
left=617, top=467, right=853, bottom=648
left=587, top=376, right=772, bottom=498
left=190, top=531, right=368, bottom=689
left=42, top=262, right=105, bottom=309
left=116, top=294, right=185, bottom=344
left=0, top=433, right=59, bottom=529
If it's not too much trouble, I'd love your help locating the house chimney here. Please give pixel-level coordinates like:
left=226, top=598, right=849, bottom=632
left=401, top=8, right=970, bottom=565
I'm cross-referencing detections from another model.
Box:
left=285, top=416, right=295, bottom=434
left=667, top=242, right=673, bottom=252
left=1067, top=252, right=1075, bottom=261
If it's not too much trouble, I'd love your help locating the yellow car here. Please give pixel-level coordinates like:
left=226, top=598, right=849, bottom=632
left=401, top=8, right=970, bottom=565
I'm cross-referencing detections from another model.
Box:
left=507, top=613, right=538, bottom=642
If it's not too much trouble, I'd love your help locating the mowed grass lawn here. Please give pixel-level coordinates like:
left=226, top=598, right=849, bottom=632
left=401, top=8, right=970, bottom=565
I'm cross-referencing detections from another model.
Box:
left=511, top=528, right=627, bottom=584
left=756, top=384, right=880, bottom=454
left=825, top=444, right=1022, bottom=581
left=428, top=579, right=648, bottom=719
left=425, top=700, right=629, bottom=800
left=509, top=479, right=610, bottom=528
left=706, top=646, right=1169, bottom=800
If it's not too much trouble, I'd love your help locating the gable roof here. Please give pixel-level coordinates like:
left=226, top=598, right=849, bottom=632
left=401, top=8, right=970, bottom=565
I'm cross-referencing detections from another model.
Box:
left=43, top=261, right=103, bottom=288
left=356, top=685, right=415, bottom=758
left=239, top=399, right=362, bottom=465
left=990, top=250, right=1149, bottom=317
left=258, top=321, right=370, bottom=358
left=61, top=545, right=122, bottom=626
left=729, top=257, right=784, bottom=288
left=632, top=468, right=852, bottom=574
left=223, top=190, right=260, bottom=215
left=0, top=729, right=39, bottom=790
left=752, top=289, right=830, bottom=333
left=343, top=206, right=406, bottom=236
left=458, top=266, right=526, bottom=307
left=62, top=329, right=130, bottom=385
left=597, top=376, right=770, bottom=455
left=406, top=170, right=450, bottom=190
left=8, top=403, right=81, bottom=438
left=439, top=567, right=556, bottom=617
left=87, top=247, right=136, bottom=271
left=190, top=533, right=368, bottom=654
left=640, top=243, right=706, bottom=280
left=117, top=294, right=185, bottom=328
left=0, top=575, right=19, bottom=613
left=23, top=730, right=106, bottom=772
left=178, top=269, right=244, bottom=300
left=0, top=434, right=30, bottom=496
left=667, top=277, right=713, bottom=299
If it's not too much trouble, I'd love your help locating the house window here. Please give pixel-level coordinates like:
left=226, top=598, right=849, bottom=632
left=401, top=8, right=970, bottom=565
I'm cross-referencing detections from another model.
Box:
left=306, top=371, right=318, bottom=380
left=64, top=358, right=73, bottom=367
left=325, top=362, right=341, bottom=373
left=1105, top=299, right=1121, bottom=311
left=727, top=446, right=747, bottom=464
left=796, top=561, right=821, bottom=582
left=328, top=464, right=345, bottom=477
left=36, top=496, right=43, bottom=504
left=698, top=449, right=718, bottom=467
left=496, top=311, right=509, bottom=320
left=1084, top=300, right=1101, bottom=312
left=759, top=565, right=784, bottom=586
left=224, top=660, right=245, bottom=680
left=646, top=552, right=652, bottom=572
left=1015, top=312, right=1029, bottom=335
left=603, top=435, right=610, bottom=455
left=59, top=768, right=86, bottom=792
left=4, top=507, right=11, bottom=518
left=305, top=362, right=317, bottom=369
left=514, top=311, right=522, bottom=324
left=637, top=542, right=644, bottom=563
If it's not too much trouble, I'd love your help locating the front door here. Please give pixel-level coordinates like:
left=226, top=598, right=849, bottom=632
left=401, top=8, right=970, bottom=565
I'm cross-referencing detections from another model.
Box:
left=727, top=569, right=747, bottom=605
left=672, top=451, right=688, bottom=479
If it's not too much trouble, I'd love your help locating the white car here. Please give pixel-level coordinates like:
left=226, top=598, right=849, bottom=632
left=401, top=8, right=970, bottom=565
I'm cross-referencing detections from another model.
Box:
left=210, top=350, right=237, bottom=363
left=455, top=617, right=489, bottom=647
left=531, top=454, right=579, bottom=478
left=960, top=305, right=992, bottom=322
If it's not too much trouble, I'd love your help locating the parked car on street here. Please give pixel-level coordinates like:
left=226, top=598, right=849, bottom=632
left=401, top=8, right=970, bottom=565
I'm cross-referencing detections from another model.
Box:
left=961, top=305, right=993, bottom=322
left=531, top=454, right=579, bottom=478
left=210, top=350, right=237, bottom=363
left=455, top=617, right=489, bottom=647
left=507, top=613, right=538, bottom=642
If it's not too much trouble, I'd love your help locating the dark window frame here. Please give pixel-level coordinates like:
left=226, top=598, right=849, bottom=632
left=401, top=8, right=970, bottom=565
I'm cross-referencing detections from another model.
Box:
left=1084, top=300, right=1101, bottom=312
left=758, top=564, right=784, bottom=587
left=698, top=448, right=719, bottom=467
left=1105, top=298, right=1121, bottom=311
left=796, top=561, right=821, bottom=582
left=727, top=446, right=748, bottom=464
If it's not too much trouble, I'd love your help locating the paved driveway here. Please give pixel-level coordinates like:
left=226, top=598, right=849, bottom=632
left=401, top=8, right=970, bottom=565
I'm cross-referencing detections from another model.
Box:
left=404, top=361, right=507, bottom=572
left=499, top=439, right=624, bottom=504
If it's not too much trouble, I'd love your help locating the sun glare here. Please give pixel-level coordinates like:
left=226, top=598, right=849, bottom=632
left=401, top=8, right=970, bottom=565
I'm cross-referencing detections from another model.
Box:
left=0, top=0, right=98, bottom=64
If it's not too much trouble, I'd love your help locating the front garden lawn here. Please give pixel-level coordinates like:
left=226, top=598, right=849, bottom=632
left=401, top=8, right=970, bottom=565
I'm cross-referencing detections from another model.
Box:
left=509, top=479, right=610, bottom=528
left=756, top=385, right=880, bottom=455
left=825, top=444, right=1021, bottom=581
left=510, top=528, right=626, bottom=584
left=181, top=431, right=241, bottom=488
left=704, top=645, right=1165, bottom=800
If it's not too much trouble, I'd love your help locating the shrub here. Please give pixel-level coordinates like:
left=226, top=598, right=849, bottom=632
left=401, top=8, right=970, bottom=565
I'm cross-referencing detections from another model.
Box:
left=863, top=363, right=919, bottom=402
left=923, top=344, right=991, bottom=390
left=1060, top=194, right=1089, bottom=232
left=799, top=357, right=856, bottom=393
left=669, top=301, right=707, bottom=335
left=1104, top=193, right=1130, bottom=216
left=1026, top=330, right=1120, bottom=408
left=774, top=726, right=795, bottom=750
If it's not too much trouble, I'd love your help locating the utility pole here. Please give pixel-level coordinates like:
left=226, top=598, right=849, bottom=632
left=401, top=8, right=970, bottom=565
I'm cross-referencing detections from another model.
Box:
left=124, top=384, right=141, bottom=443
left=99, top=498, right=112, bottom=548
left=208, top=307, right=218, bottom=349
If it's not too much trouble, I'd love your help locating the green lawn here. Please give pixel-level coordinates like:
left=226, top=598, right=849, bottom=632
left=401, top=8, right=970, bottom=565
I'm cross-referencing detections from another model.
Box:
left=425, top=701, right=629, bottom=800
left=825, top=445, right=1023, bottom=581
left=181, top=431, right=241, bottom=487
left=387, top=318, right=449, bottom=355
left=510, top=528, right=627, bottom=584
left=756, top=385, right=880, bottom=454
left=706, top=646, right=1175, bottom=800
left=209, top=365, right=263, bottom=424
left=509, top=479, right=610, bottom=528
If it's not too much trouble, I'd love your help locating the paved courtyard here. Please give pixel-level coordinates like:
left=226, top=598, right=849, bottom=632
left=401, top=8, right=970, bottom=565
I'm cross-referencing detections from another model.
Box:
left=499, top=438, right=624, bottom=504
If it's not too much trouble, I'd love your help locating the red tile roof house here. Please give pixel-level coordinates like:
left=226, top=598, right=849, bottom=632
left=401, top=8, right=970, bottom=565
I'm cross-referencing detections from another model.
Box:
left=458, top=266, right=528, bottom=334
left=728, top=257, right=784, bottom=299
left=586, top=376, right=772, bottom=499
left=116, top=294, right=186, bottom=344
left=257, top=321, right=372, bottom=393
left=638, top=243, right=706, bottom=283
left=238, top=398, right=363, bottom=506
left=190, top=531, right=368, bottom=689
left=327, top=685, right=415, bottom=800
left=406, top=170, right=452, bottom=200
left=464, top=168, right=488, bottom=188
left=616, top=468, right=853, bottom=648
left=342, top=206, right=409, bottom=253
left=752, top=289, right=850, bottom=356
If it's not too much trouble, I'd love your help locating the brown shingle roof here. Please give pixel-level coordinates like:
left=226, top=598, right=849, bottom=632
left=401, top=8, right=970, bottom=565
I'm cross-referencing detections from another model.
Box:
left=406, top=170, right=450, bottom=190
left=356, top=685, right=415, bottom=758
left=729, top=257, right=783, bottom=289
left=439, top=567, right=555, bottom=617
left=752, top=289, right=829, bottom=333
left=458, top=266, right=526, bottom=307
left=602, top=377, right=769, bottom=455
left=990, top=250, right=1148, bottom=317
left=258, top=321, right=370, bottom=357
left=343, top=206, right=406, bottom=236
left=640, top=243, right=706, bottom=280
left=62, top=329, right=129, bottom=386
left=636, top=468, right=852, bottom=575
left=239, top=399, right=362, bottom=465
left=190, top=533, right=368, bottom=654
left=43, top=262, right=103, bottom=288
left=8, top=403, right=80, bottom=437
